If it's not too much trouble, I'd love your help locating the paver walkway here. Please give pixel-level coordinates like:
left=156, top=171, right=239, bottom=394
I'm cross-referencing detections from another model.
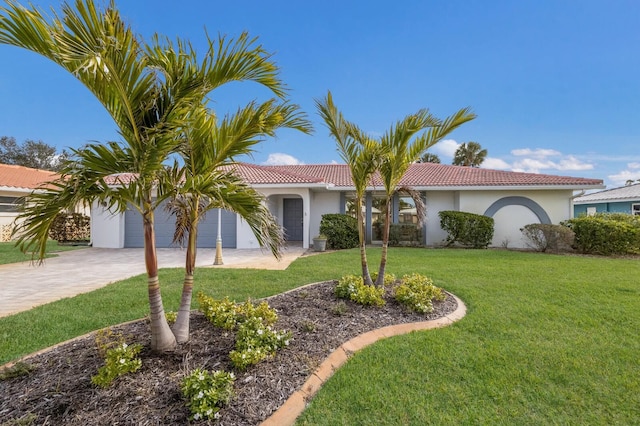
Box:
left=0, top=246, right=307, bottom=318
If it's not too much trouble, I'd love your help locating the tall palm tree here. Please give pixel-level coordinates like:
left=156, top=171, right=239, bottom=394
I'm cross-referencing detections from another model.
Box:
left=167, top=101, right=312, bottom=343
left=452, top=141, right=487, bottom=167
left=418, top=152, right=441, bottom=163
left=375, top=108, right=476, bottom=285
left=1, top=0, right=288, bottom=351
left=316, top=92, right=383, bottom=285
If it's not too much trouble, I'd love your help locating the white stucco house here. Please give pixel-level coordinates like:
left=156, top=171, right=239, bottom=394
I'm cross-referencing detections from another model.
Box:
left=90, top=162, right=604, bottom=250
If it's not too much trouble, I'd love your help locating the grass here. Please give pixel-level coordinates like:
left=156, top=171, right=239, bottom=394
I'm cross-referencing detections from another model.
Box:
left=0, top=240, right=85, bottom=265
left=1, top=248, right=639, bottom=424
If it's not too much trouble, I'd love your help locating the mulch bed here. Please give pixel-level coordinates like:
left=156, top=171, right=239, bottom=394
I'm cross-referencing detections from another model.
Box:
left=0, top=280, right=458, bottom=425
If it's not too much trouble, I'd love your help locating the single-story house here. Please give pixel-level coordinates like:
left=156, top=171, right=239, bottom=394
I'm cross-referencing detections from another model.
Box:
left=573, top=183, right=640, bottom=217
left=91, top=162, right=603, bottom=250
left=0, top=163, right=59, bottom=241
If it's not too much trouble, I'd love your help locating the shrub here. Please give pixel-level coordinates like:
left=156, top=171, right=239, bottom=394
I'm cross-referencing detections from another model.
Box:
left=394, top=273, right=445, bottom=314
left=521, top=223, right=575, bottom=252
left=439, top=210, right=494, bottom=248
left=335, top=275, right=385, bottom=307
left=388, top=224, right=422, bottom=246
left=371, top=272, right=396, bottom=287
left=564, top=214, right=640, bottom=255
left=229, top=316, right=291, bottom=370
left=181, top=368, right=235, bottom=421
left=48, top=212, right=90, bottom=242
left=91, top=330, right=142, bottom=388
left=320, top=214, right=359, bottom=249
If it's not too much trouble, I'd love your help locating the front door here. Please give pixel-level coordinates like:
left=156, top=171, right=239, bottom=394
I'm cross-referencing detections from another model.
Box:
left=283, top=198, right=303, bottom=241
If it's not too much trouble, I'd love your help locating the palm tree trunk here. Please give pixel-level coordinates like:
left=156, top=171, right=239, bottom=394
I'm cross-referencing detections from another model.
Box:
left=172, top=211, right=198, bottom=344
left=144, top=209, right=176, bottom=352
left=375, top=196, right=392, bottom=286
left=357, top=196, right=373, bottom=285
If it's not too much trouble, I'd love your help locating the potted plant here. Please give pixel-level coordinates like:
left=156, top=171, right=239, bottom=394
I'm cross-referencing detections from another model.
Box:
left=312, top=234, right=327, bottom=252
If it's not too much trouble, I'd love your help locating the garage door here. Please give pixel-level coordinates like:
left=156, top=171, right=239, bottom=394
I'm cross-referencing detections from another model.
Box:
left=124, top=202, right=236, bottom=248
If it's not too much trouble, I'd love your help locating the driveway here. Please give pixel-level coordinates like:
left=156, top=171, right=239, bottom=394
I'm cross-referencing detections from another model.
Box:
left=0, top=246, right=307, bottom=318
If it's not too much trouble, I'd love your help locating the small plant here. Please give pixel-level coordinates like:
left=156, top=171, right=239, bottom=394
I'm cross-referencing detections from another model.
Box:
left=91, top=329, right=142, bottom=388
left=330, top=300, right=349, bottom=316
left=181, top=368, right=235, bottom=421
left=229, top=317, right=291, bottom=370
left=394, top=273, right=446, bottom=314
left=371, top=272, right=397, bottom=287
left=335, top=275, right=385, bottom=307
left=0, top=361, right=34, bottom=381
left=301, top=320, right=316, bottom=332
left=198, top=293, right=278, bottom=330
left=165, top=311, right=177, bottom=324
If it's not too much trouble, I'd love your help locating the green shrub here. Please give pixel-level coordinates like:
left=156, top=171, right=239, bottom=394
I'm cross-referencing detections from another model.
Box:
left=439, top=210, right=494, bottom=248
left=371, top=272, right=396, bottom=286
left=229, top=316, right=291, bottom=370
left=320, top=214, right=359, bottom=249
left=335, top=275, right=385, bottom=307
left=91, top=330, right=142, bottom=388
left=388, top=224, right=422, bottom=246
left=521, top=223, right=575, bottom=252
left=393, top=273, right=445, bottom=314
left=181, top=368, right=235, bottom=421
left=48, top=212, right=90, bottom=242
left=564, top=214, right=640, bottom=255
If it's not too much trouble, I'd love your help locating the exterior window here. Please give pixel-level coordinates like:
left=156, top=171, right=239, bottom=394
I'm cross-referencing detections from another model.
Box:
left=632, top=204, right=640, bottom=216
left=586, top=207, right=597, bottom=216
left=0, top=196, right=20, bottom=213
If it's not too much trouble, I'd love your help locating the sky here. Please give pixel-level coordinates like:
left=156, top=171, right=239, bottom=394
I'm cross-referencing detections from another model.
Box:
left=0, top=0, right=639, bottom=188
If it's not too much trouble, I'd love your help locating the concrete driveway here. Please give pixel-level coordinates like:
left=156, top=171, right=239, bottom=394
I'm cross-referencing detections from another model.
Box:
left=0, top=246, right=307, bottom=318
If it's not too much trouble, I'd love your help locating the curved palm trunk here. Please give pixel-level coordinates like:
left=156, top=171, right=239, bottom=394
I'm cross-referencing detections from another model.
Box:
left=172, top=209, right=198, bottom=344
left=375, top=196, right=392, bottom=286
left=144, top=209, right=177, bottom=352
left=357, top=196, right=373, bottom=285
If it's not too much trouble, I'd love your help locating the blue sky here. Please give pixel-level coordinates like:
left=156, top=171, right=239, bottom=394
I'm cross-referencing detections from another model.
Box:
left=1, top=0, right=639, bottom=188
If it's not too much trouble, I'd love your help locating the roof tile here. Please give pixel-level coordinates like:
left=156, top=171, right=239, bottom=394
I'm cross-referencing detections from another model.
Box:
left=0, top=163, right=59, bottom=190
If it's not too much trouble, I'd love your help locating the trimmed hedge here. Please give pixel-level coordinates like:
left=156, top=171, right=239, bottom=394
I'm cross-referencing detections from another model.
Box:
left=389, top=224, right=422, bottom=246
left=319, top=214, right=359, bottom=249
left=49, top=212, right=90, bottom=242
left=520, top=223, right=575, bottom=252
left=564, top=213, right=640, bottom=255
left=438, top=210, right=494, bottom=248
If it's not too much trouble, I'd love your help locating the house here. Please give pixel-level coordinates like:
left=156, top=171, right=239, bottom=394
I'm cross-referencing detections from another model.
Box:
left=91, top=162, right=603, bottom=250
left=573, top=183, right=640, bottom=217
left=0, top=163, right=59, bottom=241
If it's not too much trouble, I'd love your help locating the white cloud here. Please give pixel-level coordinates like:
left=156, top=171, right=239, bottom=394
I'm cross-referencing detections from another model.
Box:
left=432, top=139, right=460, bottom=158
left=481, top=157, right=511, bottom=170
left=628, top=162, right=640, bottom=169
left=608, top=169, right=640, bottom=186
left=262, top=153, right=304, bottom=166
left=511, top=148, right=561, bottom=158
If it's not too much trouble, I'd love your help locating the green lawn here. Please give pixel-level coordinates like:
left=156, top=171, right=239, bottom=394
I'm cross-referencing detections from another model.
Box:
left=1, top=248, right=638, bottom=424
left=0, top=240, right=85, bottom=265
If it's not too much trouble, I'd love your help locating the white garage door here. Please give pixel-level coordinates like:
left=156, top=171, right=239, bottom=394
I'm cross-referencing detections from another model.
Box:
left=124, top=202, right=236, bottom=248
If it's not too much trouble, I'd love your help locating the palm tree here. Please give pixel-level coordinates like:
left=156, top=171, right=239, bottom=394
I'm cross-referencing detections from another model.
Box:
left=418, top=152, right=441, bottom=163
left=452, top=141, right=487, bottom=167
left=167, top=101, right=312, bottom=343
left=316, top=92, right=383, bottom=285
left=1, top=0, right=289, bottom=351
left=375, top=108, right=476, bottom=285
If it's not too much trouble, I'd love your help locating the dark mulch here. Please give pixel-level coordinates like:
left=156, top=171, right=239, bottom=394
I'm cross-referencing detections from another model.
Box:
left=0, top=280, right=458, bottom=425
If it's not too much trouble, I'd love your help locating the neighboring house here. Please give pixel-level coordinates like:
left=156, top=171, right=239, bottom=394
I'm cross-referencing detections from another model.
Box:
left=573, top=183, right=640, bottom=217
left=91, top=162, right=603, bottom=250
left=0, top=163, right=59, bottom=241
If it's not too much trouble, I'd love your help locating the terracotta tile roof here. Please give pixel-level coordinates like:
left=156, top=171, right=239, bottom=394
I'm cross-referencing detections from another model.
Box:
left=0, top=163, right=59, bottom=191
left=233, top=162, right=603, bottom=189
left=574, top=183, right=640, bottom=203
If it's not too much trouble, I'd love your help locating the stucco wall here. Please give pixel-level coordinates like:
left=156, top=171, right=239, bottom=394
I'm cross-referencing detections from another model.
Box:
left=90, top=201, right=125, bottom=248
left=424, top=191, right=455, bottom=246
left=309, top=192, right=341, bottom=239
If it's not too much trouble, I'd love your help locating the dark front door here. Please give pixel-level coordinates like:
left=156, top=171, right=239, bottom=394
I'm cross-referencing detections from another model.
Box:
left=283, top=198, right=303, bottom=241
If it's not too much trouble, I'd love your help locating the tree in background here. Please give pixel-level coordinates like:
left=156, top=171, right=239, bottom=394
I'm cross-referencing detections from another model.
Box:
left=418, top=152, right=441, bottom=163
left=0, top=136, right=68, bottom=171
left=452, top=141, right=487, bottom=167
